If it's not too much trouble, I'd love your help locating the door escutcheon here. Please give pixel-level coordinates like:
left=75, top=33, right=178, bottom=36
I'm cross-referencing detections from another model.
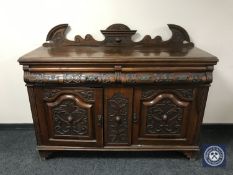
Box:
left=97, top=114, right=103, bottom=127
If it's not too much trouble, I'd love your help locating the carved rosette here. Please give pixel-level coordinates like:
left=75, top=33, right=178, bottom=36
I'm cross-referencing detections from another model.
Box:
left=146, top=98, right=184, bottom=135
left=51, top=99, right=89, bottom=136
left=106, top=93, right=129, bottom=144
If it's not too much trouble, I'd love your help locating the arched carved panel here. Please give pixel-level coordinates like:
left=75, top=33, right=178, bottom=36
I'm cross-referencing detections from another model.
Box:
left=47, top=94, right=92, bottom=138
left=141, top=94, right=189, bottom=136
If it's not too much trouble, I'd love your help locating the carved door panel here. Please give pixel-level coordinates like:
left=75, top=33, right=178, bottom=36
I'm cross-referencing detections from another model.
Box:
left=104, top=88, right=133, bottom=146
left=34, top=87, right=103, bottom=147
left=133, top=87, right=193, bottom=145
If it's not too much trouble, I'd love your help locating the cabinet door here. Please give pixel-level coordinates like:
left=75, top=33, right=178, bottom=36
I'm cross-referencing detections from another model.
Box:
left=34, top=87, right=103, bottom=147
left=133, top=87, right=194, bottom=145
left=104, top=88, right=133, bottom=146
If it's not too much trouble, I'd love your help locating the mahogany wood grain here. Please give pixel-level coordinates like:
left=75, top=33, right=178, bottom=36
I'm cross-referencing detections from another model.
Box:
left=18, top=23, right=218, bottom=159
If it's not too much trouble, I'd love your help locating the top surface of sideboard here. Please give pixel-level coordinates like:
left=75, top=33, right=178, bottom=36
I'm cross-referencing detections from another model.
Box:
left=18, top=46, right=218, bottom=64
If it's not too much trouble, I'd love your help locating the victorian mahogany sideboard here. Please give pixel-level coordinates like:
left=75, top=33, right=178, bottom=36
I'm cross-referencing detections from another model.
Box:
left=18, top=23, right=218, bottom=159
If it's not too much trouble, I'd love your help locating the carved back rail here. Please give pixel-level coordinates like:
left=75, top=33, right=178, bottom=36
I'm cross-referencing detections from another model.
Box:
left=43, top=23, right=194, bottom=49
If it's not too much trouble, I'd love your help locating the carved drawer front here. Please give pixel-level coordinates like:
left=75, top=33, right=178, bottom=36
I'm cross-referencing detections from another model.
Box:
left=104, top=88, right=133, bottom=146
left=133, top=87, right=192, bottom=145
left=36, top=87, right=103, bottom=147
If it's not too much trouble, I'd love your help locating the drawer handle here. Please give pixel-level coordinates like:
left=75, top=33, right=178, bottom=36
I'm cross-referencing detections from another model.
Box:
left=133, top=112, right=137, bottom=123
left=97, top=115, right=103, bottom=127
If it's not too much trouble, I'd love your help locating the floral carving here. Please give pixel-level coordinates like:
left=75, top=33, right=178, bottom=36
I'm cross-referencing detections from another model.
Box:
left=51, top=99, right=88, bottom=136
left=106, top=93, right=129, bottom=144
left=142, top=88, right=193, bottom=101
left=122, top=72, right=210, bottom=84
left=24, top=72, right=212, bottom=84
left=44, top=89, right=95, bottom=102
left=44, top=89, right=62, bottom=99
left=146, top=98, right=184, bottom=135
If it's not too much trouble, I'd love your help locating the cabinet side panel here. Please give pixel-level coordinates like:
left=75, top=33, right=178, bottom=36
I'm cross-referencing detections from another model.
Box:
left=27, top=86, right=42, bottom=145
left=191, top=85, right=210, bottom=144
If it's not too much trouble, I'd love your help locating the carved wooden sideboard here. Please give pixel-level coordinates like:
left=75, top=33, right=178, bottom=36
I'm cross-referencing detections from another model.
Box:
left=18, top=23, right=218, bottom=159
